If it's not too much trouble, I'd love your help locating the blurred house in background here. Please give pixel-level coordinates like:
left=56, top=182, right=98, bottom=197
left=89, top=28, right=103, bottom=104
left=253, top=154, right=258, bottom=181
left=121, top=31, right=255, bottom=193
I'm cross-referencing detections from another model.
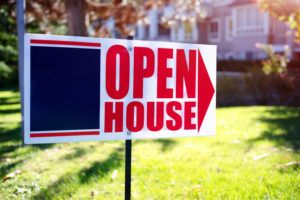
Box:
left=135, top=0, right=203, bottom=43
left=136, top=0, right=300, bottom=60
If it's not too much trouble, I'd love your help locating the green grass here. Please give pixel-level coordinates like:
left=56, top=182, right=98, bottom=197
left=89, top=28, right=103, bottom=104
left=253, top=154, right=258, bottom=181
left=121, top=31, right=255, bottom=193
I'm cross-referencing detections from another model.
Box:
left=0, top=89, right=299, bottom=200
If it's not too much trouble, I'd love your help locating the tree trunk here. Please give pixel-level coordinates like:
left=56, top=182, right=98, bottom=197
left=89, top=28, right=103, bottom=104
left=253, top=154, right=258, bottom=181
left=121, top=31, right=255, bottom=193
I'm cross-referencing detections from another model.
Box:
left=65, top=0, right=87, bottom=36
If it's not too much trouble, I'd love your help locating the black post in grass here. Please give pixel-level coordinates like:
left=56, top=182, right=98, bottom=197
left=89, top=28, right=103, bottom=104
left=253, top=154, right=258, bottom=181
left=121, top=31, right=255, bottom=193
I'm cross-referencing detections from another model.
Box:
left=125, top=35, right=133, bottom=200
left=125, top=138, right=132, bottom=200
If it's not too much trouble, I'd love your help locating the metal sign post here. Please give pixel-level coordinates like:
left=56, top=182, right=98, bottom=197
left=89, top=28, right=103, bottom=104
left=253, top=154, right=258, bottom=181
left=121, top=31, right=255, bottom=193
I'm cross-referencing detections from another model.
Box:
left=16, top=0, right=25, bottom=143
left=125, top=138, right=132, bottom=200
left=125, top=35, right=133, bottom=200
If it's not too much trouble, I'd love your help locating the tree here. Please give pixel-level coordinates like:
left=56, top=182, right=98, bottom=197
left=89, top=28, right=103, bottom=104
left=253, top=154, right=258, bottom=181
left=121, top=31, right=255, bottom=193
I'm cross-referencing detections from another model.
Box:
left=65, top=0, right=87, bottom=36
left=25, top=0, right=139, bottom=37
left=258, top=0, right=300, bottom=42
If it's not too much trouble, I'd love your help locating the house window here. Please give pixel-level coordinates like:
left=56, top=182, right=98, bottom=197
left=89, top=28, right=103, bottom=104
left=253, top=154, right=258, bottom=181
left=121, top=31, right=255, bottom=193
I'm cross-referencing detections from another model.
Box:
left=225, top=16, right=233, bottom=41
left=209, top=18, right=220, bottom=42
left=225, top=52, right=235, bottom=60
left=236, top=52, right=246, bottom=60
left=184, top=20, right=193, bottom=41
left=246, top=51, right=253, bottom=60
left=234, top=5, right=265, bottom=36
left=171, top=20, right=198, bottom=42
left=158, top=23, right=171, bottom=37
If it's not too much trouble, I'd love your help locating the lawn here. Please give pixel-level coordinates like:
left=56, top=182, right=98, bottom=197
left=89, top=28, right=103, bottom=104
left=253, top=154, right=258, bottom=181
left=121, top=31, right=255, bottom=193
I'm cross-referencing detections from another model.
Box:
left=0, top=89, right=299, bottom=200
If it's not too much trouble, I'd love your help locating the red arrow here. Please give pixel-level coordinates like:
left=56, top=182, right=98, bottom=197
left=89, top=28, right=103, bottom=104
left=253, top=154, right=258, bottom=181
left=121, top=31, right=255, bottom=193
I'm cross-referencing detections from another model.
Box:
left=197, top=50, right=215, bottom=132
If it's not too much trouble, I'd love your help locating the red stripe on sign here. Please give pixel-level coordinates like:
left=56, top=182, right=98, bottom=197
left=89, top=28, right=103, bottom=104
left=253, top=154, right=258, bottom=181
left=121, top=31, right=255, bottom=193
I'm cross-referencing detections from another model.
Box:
left=30, top=39, right=101, bottom=47
left=30, top=131, right=100, bottom=138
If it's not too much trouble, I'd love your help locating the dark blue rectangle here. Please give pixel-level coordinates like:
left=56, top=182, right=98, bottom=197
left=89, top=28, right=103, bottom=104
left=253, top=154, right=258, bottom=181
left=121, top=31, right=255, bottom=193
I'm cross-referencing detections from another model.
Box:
left=30, top=46, right=100, bottom=131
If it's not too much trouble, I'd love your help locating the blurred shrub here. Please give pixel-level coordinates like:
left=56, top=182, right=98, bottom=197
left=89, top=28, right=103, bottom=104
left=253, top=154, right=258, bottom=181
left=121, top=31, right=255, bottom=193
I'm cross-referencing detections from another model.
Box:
left=217, top=43, right=300, bottom=106
left=217, top=60, right=261, bottom=72
left=244, top=44, right=300, bottom=106
left=287, top=60, right=300, bottom=69
left=245, top=69, right=300, bottom=106
left=217, top=72, right=255, bottom=106
left=218, top=59, right=300, bottom=72
left=217, top=70, right=300, bottom=107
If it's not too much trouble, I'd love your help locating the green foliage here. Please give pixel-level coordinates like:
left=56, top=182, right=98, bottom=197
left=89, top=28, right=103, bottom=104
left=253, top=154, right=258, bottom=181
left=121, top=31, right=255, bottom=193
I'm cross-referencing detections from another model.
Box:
left=0, top=3, right=18, bottom=87
left=0, top=62, right=13, bottom=87
left=0, top=2, right=16, bottom=33
left=256, top=43, right=289, bottom=75
left=0, top=36, right=18, bottom=65
left=0, top=90, right=300, bottom=199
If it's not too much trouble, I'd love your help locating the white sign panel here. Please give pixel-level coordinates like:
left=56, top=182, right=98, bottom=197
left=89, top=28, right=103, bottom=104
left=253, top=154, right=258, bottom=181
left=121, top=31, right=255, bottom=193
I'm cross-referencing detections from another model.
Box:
left=24, top=34, right=216, bottom=144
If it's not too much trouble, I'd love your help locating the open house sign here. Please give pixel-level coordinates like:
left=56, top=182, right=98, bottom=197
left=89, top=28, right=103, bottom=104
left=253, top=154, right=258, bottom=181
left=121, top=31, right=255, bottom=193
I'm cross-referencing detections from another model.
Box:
left=24, top=34, right=216, bottom=144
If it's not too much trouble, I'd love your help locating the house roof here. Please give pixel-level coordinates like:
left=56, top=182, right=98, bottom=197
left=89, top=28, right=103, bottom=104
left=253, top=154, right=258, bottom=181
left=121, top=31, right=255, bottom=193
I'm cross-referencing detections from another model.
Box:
left=230, top=0, right=256, bottom=6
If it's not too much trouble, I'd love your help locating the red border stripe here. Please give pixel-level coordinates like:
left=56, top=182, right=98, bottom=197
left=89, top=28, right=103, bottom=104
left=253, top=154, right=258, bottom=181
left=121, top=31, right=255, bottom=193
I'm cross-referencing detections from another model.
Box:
left=30, top=39, right=101, bottom=47
left=30, top=131, right=100, bottom=138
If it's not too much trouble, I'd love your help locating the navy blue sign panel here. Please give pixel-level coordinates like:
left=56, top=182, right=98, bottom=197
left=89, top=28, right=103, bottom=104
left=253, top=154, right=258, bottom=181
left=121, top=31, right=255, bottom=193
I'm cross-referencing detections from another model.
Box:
left=28, top=39, right=101, bottom=139
left=31, top=46, right=100, bottom=131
